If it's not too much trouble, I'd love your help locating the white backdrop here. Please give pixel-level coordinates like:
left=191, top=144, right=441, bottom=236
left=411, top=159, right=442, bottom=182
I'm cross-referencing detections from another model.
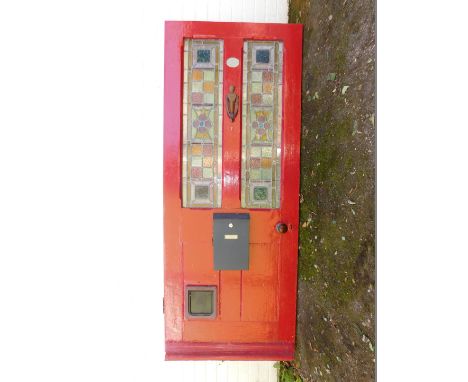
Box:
left=0, top=1, right=287, bottom=381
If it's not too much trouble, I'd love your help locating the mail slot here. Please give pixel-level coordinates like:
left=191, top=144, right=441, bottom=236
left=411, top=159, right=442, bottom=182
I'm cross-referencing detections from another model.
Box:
left=213, top=213, right=249, bottom=270
left=163, top=21, right=303, bottom=361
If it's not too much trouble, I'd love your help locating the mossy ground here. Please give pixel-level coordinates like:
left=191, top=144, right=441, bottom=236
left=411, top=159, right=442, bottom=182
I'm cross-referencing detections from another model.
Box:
left=283, top=0, right=375, bottom=380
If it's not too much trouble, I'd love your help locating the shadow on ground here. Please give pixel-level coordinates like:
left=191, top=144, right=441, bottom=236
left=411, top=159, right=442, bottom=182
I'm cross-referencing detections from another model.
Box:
left=284, top=0, right=375, bottom=381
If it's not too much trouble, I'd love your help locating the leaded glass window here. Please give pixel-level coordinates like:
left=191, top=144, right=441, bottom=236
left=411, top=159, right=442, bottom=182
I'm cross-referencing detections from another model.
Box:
left=241, top=41, right=283, bottom=208
left=182, top=40, right=223, bottom=208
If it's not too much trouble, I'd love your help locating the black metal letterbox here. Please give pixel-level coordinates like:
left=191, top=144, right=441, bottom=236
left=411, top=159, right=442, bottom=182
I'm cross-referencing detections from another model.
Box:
left=213, top=213, right=249, bottom=270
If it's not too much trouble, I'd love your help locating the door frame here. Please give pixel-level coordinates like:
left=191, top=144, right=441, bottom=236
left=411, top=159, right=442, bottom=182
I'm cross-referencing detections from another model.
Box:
left=163, top=21, right=303, bottom=360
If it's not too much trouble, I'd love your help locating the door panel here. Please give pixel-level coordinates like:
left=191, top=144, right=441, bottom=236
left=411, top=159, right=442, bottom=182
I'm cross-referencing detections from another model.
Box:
left=241, top=243, right=279, bottom=322
left=182, top=242, right=218, bottom=284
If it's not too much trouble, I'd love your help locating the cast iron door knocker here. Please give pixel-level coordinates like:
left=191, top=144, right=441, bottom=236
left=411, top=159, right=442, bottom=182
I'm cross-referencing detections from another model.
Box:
left=226, top=85, right=239, bottom=122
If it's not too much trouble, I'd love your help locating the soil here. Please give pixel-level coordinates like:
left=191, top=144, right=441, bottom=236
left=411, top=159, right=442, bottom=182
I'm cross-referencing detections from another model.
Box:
left=286, top=0, right=376, bottom=380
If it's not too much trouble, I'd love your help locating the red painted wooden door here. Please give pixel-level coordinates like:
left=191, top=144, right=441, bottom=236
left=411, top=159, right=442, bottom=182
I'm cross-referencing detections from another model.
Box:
left=163, top=21, right=302, bottom=360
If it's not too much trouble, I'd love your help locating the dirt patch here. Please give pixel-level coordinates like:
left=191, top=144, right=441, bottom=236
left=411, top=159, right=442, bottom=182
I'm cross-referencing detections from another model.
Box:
left=287, top=0, right=375, bottom=380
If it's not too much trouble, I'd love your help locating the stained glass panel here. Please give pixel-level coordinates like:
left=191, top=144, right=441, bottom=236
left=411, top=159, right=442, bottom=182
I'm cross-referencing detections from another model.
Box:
left=182, top=40, right=223, bottom=208
left=241, top=41, right=283, bottom=208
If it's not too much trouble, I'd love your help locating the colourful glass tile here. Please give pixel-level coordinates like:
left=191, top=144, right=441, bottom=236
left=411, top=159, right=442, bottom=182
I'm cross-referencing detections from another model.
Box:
left=263, top=82, right=273, bottom=94
left=262, top=169, right=272, bottom=180
left=203, top=81, right=214, bottom=93
left=203, top=168, right=213, bottom=179
left=262, top=94, right=273, bottom=105
left=263, top=71, right=273, bottom=82
left=195, top=184, right=210, bottom=199
left=250, top=169, right=261, bottom=180
left=251, top=94, right=262, bottom=105
left=261, top=157, right=272, bottom=168
left=192, top=69, right=203, bottom=81
left=251, top=71, right=263, bottom=82
left=197, top=49, right=211, bottom=63
left=191, top=144, right=203, bottom=156
left=192, top=156, right=202, bottom=167
left=251, top=82, right=262, bottom=93
left=250, top=158, right=261, bottom=168
left=191, top=81, right=203, bottom=93
left=204, top=93, right=214, bottom=104
left=191, top=108, right=213, bottom=142
left=192, top=92, right=203, bottom=104
left=253, top=186, right=268, bottom=201
left=262, top=147, right=272, bottom=157
left=251, top=146, right=262, bottom=157
left=203, top=145, right=213, bottom=156
left=250, top=109, right=272, bottom=144
left=191, top=167, right=202, bottom=178
left=256, top=49, right=270, bottom=64
left=203, top=156, right=213, bottom=168
left=203, top=70, right=214, bottom=81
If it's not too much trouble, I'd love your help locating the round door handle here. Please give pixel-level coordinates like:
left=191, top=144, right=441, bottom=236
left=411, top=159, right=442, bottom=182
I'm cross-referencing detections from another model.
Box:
left=276, top=223, right=288, bottom=234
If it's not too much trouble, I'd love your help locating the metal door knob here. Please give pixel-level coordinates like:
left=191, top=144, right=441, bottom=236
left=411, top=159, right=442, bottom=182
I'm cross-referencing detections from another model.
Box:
left=276, top=223, right=288, bottom=234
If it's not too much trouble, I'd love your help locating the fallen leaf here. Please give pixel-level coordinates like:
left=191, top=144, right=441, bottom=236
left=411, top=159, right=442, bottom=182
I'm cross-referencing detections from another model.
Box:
left=342, top=85, right=350, bottom=94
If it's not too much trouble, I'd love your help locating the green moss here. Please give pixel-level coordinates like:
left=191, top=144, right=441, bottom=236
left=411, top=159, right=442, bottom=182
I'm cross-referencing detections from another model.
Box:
left=290, top=0, right=375, bottom=379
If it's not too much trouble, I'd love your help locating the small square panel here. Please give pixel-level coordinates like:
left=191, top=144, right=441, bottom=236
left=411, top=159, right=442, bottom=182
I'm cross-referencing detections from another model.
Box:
left=203, top=81, right=214, bottom=93
left=263, top=82, right=273, bottom=94
left=251, top=94, right=262, bottom=105
left=192, top=69, right=203, bottom=81
left=250, top=168, right=261, bottom=180
left=191, top=167, right=202, bottom=178
left=249, top=182, right=272, bottom=206
left=192, top=156, right=202, bottom=167
left=203, top=70, right=215, bottom=81
left=185, top=286, right=217, bottom=318
left=262, top=94, right=273, bottom=105
left=192, top=45, right=216, bottom=69
left=251, top=71, right=263, bottom=82
left=204, top=93, right=214, bottom=104
left=262, top=147, right=272, bottom=157
left=250, top=158, right=261, bottom=169
left=261, top=168, right=272, bottom=180
left=263, top=71, right=273, bottom=82
left=191, top=81, right=203, bottom=92
left=252, top=45, right=274, bottom=69
left=261, top=157, right=272, bottom=168
left=195, top=184, right=209, bottom=199
left=203, top=167, right=213, bottom=179
left=197, top=49, right=211, bottom=63
left=192, top=92, right=203, bottom=104
left=190, top=181, right=213, bottom=206
left=191, top=144, right=203, bottom=156
left=256, top=49, right=270, bottom=64
left=251, top=146, right=262, bottom=157
left=203, top=145, right=213, bottom=156
left=203, top=156, right=213, bottom=168
left=253, top=186, right=268, bottom=201
left=251, top=82, right=262, bottom=93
